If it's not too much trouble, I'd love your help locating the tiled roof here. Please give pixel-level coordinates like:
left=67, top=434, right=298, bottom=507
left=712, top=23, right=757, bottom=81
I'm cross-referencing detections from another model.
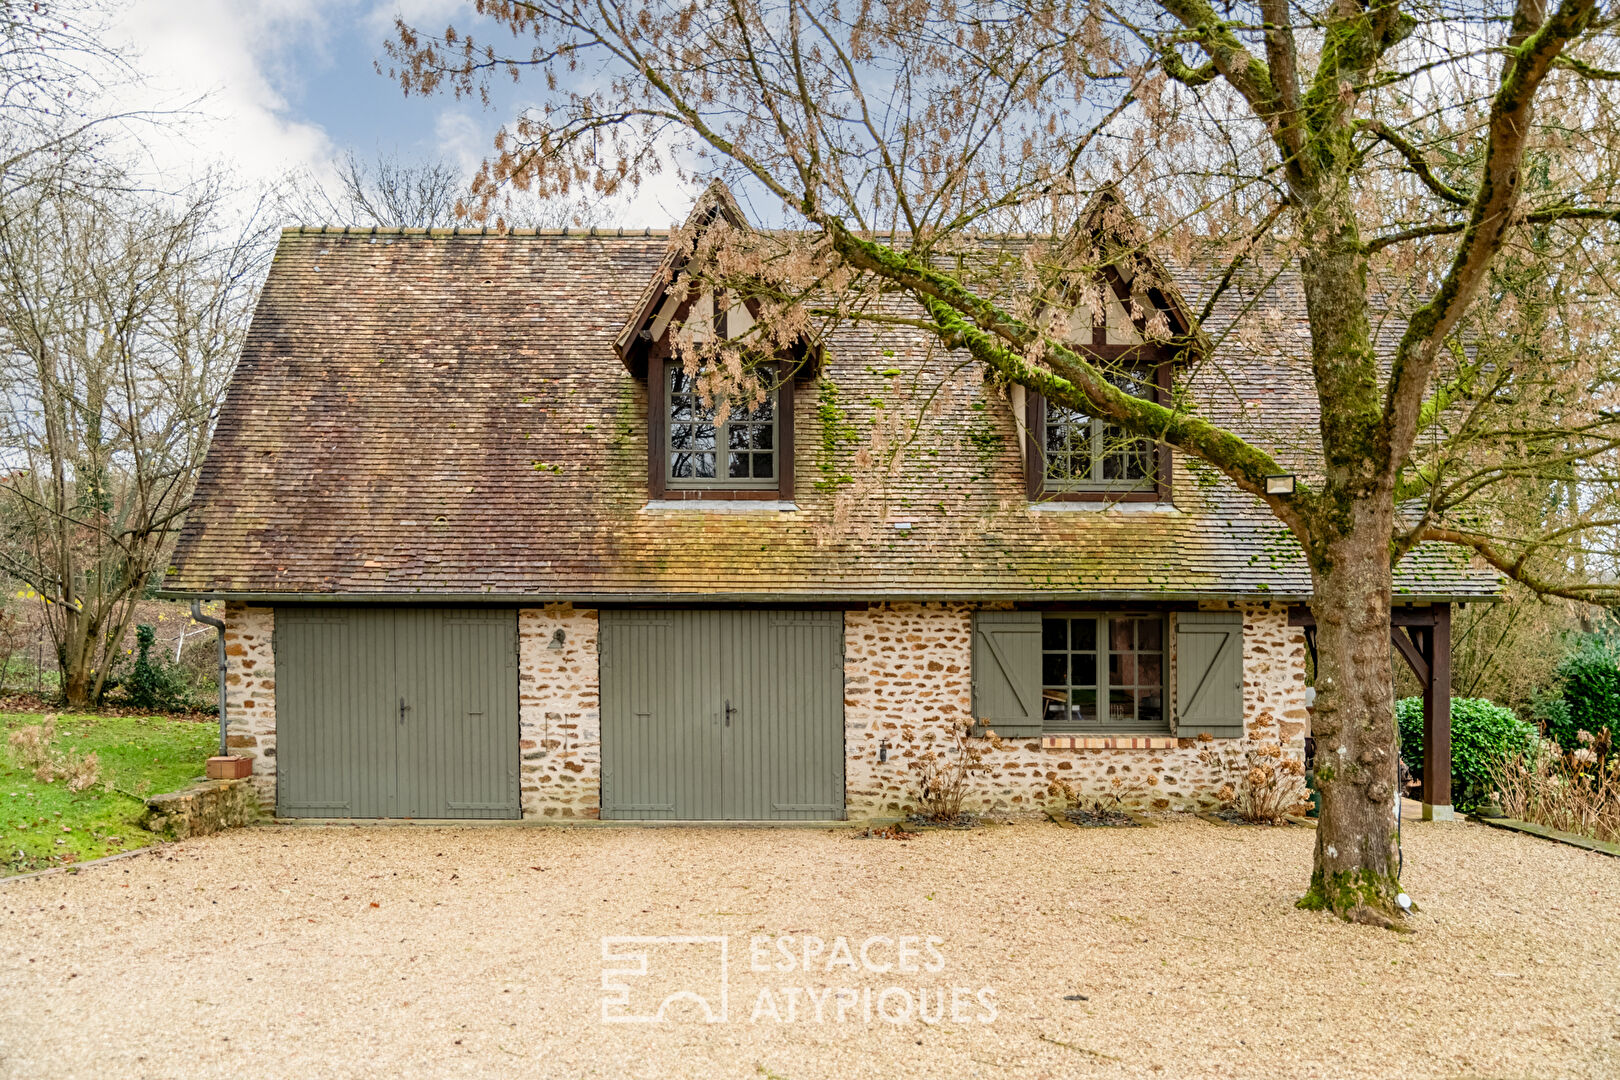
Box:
left=164, top=229, right=1501, bottom=603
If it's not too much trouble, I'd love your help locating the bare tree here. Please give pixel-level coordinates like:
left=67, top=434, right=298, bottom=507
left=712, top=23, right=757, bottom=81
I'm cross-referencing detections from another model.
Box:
left=0, top=0, right=151, bottom=203
left=386, top=0, right=1620, bottom=925
left=284, top=149, right=465, bottom=228
left=0, top=172, right=272, bottom=705
left=283, top=147, right=602, bottom=230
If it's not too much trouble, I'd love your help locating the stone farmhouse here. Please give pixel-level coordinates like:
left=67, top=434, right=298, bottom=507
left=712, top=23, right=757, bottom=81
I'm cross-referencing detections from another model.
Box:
left=163, top=186, right=1496, bottom=822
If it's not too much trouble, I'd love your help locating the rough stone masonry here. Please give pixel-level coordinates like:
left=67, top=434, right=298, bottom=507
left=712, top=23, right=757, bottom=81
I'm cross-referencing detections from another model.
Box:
left=222, top=600, right=1307, bottom=820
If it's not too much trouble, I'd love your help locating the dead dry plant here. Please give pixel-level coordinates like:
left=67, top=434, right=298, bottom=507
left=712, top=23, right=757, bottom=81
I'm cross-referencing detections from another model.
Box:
left=7, top=715, right=56, bottom=773
left=1495, top=729, right=1620, bottom=843
left=910, top=719, right=1004, bottom=823
left=7, top=715, right=100, bottom=790
left=1214, top=742, right=1311, bottom=824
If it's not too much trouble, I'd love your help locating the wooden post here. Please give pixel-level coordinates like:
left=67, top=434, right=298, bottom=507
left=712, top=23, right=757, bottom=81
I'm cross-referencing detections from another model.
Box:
left=1421, top=605, right=1454, bottom=821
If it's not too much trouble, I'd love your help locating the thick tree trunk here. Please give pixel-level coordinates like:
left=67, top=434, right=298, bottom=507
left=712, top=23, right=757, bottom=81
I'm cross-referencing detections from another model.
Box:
left=1301, top=498, right=1404, bottom=926
left=61, top=664, right=93, bottom=709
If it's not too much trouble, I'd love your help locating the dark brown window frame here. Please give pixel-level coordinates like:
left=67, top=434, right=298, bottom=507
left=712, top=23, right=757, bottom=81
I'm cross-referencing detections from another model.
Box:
left=1024, top=353, right=1173, bottom=504
left=647, top=349, right=796, bottom=502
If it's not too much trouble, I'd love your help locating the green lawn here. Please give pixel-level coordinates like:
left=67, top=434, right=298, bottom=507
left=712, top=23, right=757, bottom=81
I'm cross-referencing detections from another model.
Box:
left=1, top=711, right=215, bottom=875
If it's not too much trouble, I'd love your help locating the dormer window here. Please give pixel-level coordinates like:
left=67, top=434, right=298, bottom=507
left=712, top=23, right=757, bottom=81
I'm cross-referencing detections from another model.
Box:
left=646, top=352, right=797, bottom=502
left=667, top=367, right=778, bottom=487
left=1043, top=368, right=1158, bottom=493
left=1024, top=270, right=1175, bottom=504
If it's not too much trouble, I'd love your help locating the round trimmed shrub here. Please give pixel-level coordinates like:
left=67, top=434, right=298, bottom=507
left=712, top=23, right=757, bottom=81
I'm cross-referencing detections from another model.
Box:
left=1396, top=697, right=1538, bottom=810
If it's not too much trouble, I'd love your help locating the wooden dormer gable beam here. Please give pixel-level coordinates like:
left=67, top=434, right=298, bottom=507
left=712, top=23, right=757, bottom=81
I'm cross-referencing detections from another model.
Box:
left=614, top=180, right=752, bottom=376
left=1074, top=188, right=1211, bottom=364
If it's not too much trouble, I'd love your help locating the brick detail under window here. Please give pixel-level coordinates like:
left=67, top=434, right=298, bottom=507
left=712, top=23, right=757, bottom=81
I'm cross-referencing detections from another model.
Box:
left=1042, top=735, right=1179, bottom=750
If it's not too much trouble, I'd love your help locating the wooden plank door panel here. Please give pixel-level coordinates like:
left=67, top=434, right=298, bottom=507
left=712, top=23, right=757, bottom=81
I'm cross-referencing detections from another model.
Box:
left=275, top=608, right=397, bottom=818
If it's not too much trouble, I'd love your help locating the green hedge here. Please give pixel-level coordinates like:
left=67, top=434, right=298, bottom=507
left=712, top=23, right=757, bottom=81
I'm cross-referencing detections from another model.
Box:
left=1396, top=697, right=1538, bottom=810
left=1552, top=639, right=1620, bottom=749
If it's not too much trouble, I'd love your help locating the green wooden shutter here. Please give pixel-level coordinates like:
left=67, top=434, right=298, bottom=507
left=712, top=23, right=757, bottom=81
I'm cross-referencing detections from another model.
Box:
left=971, top=610, right=1044, bottom=737
left=1176, top=611, right=1245, bottom=739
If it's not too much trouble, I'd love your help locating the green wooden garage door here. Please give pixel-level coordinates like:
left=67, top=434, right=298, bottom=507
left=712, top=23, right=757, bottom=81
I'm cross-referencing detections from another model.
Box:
left=275, top=607, right=519, bottom=819
left=599, top=609, right=845, bottom=820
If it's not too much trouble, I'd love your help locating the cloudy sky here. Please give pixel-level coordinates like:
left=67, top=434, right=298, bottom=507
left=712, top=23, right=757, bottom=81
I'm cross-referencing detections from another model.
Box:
left=111, top=0, right=695, bottom=226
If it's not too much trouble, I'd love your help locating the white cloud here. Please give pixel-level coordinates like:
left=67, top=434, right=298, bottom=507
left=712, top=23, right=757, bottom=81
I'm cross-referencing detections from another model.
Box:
left=107, top=0, right=341, bottom=192
left=432, top=108, right=487, bottom=177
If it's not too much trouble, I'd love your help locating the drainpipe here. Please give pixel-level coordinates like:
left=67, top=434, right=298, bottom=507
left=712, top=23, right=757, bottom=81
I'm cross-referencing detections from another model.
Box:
left=191, top=600, right=228, bottom=757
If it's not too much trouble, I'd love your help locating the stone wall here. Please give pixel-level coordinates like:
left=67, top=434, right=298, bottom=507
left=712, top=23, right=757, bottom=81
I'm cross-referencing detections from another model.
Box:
left=142, top=778, right=261, bottom=839
left=222, top=603, right=276, bottom=805
left=223, top=598, right=1304, bottom=822
left=842, top=601, right=1309, bottom=819
left=517, top=605, right=601, bottom=818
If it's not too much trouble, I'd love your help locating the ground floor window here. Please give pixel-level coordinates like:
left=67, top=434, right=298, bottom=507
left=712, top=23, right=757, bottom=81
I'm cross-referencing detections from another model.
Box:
left=1041, top=614, right=1166, bottom=733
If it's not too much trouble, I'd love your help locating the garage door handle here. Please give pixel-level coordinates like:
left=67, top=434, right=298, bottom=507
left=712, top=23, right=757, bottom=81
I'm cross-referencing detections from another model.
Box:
left=399, top=697, right=411, bottom=724
left=724, top=699, right=736, bottom=727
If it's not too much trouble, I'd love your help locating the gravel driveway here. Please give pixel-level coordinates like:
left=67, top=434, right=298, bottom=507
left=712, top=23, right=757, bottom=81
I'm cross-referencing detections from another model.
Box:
left=2, top=816, right=1617, bottom=1080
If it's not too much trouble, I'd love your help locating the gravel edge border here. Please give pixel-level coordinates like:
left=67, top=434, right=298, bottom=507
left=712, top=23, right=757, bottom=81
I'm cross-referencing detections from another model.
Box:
left=1, top=843, right=166, bottom=885
left=1471, top=815, right=1620, bottom=857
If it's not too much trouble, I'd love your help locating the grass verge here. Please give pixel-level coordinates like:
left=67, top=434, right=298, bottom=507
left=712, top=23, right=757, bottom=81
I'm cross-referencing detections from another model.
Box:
left=2, top=711, right=214, bottom=876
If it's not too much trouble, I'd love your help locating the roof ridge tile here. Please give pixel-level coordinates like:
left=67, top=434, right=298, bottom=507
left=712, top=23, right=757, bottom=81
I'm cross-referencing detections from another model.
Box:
left=278, top=225, right=678, bottom=238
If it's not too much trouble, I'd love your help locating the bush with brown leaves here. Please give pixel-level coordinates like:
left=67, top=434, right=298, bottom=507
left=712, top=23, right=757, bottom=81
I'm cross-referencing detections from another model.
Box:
left=910, top=719, right=1004, bottom=823
left=1495, top=728, right=1620, bottom=843
left=1214, top=742, right=1311, bottom=824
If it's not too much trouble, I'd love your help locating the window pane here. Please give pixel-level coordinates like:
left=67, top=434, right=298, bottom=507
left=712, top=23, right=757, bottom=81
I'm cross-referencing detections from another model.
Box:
left=1110, top=652, right=1135, bottom=685
left=1137, top=689, right=1164, bottom=727
left=1045, top=421, right=1067, bottom=456
left=1137, top=618, right=1162, bottom=651
left=694, top=453, right=716, bottom=478
left=1073, top=653, right=1096, bottom=686
left=1072, top=618, right=1096, bottom=650
left=728, top=452, right=750, bottom=478
left=1042, top=690, right=1067, bottom=725
left=1110, top=618, right=1133, bottom=651
left=752, top=424, right=773, bottom=450
left=1108, top=689, right=1135, bottom=724
left=728, top=425, right=750, bottom=450
left=1072, top=689, right=1098, bottom=723
left=1126, top=440, right=1151, bottom=479
left=1043, top=653, right=1066, bottom=685
left=671, top=452, right=693, bottom=478
left=1042, top=618, right=1066, bottom=650
left=752, top=453, right=773, bottom=478
left=693, top=424, right=715, bottom=451
left=1138, top=655, right=1161, bottom=688
left=670, top=423, right=692, bottom=450
left=670, top=399, right=691, bottom=422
